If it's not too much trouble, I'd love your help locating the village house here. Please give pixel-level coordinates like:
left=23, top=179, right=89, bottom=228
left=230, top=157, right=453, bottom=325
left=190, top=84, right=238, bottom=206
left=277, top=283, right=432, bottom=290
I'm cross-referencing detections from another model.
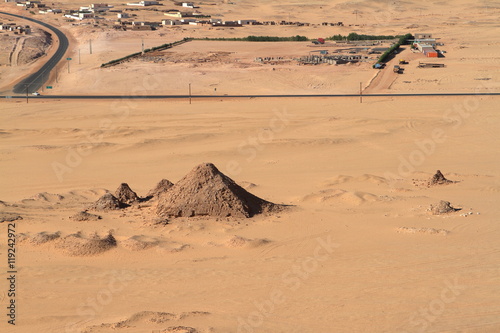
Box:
left=162, top=19, right=182, bottom=25
left=127, top=1, right=160, bottom=6
left=64, top=12, right=95, bottom=20
left=237, top=19, right=257, bottom=25
left=182, top=2, right=198, bottom=8
left=0, top=23, right=32, bottom=34
left=90, top=3, right=113, bottom=12
left=414, top=33, right=432, bottom=39
left=39, top=8, right=62, bottom=14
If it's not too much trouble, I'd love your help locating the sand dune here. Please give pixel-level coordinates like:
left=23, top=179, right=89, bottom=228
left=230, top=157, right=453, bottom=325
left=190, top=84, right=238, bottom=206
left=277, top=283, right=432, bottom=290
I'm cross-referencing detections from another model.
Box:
left=225, top=235, right=271, bottom=248
left=82, top=311, right=210, bottom=333
left=396, top=226, right=450, bottom=236
left=302, top=188, right=382, bottom=205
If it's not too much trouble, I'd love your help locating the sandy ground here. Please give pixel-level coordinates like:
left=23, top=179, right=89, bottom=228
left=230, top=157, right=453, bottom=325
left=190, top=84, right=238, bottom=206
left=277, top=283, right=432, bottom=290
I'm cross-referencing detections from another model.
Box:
left=1, top=0, right=500, bottom=332
left=1, top=96, right=500, bottom=333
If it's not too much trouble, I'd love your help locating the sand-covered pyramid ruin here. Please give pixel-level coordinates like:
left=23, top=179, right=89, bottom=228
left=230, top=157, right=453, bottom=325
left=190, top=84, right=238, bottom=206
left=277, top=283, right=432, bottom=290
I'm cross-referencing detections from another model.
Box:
left=147, top=179, right=174, bottom=199
left=156, top=163, right=282, bottom=218
left=430, top=200, right=460, bottom=215
left=429, top=170, right=454, bottom=186
left=88, top=193, right=125, bottom=211
left=115, top=183, right=140, bottom=204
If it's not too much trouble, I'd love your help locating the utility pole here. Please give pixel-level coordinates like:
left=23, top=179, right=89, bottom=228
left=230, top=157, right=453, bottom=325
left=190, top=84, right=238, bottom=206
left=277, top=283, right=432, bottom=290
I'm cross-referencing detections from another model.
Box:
left=359, top=82, right=363, bottom=103
left=25, top=84, right=28, bottom=104
left=67, top=58, right=70, bottom=73
left=142, top=38, right=144, bottom=54
left=55, top=67, right=58, bottom=83
left=78, top=49, right=81, bottom=64
left=89, top=39, right=92, bottom=54
left=189, top=83, right=192, bottom=104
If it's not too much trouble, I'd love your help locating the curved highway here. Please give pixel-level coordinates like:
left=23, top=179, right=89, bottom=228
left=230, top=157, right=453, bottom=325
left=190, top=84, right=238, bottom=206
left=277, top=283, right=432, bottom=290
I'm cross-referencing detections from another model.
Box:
left=0, top=11, right=69, bottom=94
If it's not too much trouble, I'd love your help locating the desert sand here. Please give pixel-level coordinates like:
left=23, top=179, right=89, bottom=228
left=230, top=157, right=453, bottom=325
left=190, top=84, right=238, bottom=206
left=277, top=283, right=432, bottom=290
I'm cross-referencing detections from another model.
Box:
left=1, top=0, right=500, bottom=333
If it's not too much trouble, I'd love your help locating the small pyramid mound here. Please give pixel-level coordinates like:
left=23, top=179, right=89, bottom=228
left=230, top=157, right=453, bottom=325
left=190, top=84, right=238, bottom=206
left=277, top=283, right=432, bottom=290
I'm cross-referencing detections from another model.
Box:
left=429, top=170, right=453, bottom=186
left=147, top=179, right=174, bottom=198
left=29, top=231, right=61, bottom=245
left=156, top=163, right=282, bottom=218
left=89, top=193, right=125, bottom=211
left=70, top=211, right=102, bottom=221
left=0, top=213, right=23, bottom=223
left=55, top=232, right=117, bottom=256
left=115, top=183, right=140, bottom=204
left=431, top=200, right=460, bottom=215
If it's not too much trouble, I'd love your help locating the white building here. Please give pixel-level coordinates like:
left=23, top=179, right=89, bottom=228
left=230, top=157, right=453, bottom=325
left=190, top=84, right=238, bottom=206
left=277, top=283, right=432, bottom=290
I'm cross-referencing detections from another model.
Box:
left=64, top=12, right=95, bottom=20
left=238, top=19, right=257, bottom=25
left=162, top=19, right=182, bottom=25
left=117, top=13, right=129, bottom=18
left=127, top=0, right=159, bottom=6
left=0, top=24, right=15, bottom=30
left=182, top=2, right=197, bottom=8
left=414, top=33, right=432, bottom=39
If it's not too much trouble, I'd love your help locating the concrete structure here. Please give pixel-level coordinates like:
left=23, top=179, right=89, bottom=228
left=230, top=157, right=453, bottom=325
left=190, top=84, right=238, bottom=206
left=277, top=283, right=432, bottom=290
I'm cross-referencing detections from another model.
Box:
left=0, top=24, right=30, bottom=34
left=40, top=8, right=62, bottom=13
left=414, top=38, right=436, bottom=46
left=415, top=42, right=439, bottom=57
left=132, top=21, right=159, bottom=27
left=238, top=19, right=257, bottom=25
left=79, top=12, right=94, bottom=19
left=131, top=24, right=152, bottom=30
left=91, top=3, right=110, bottom=9
left=182, top=2, right=197, bottom=8
left=127, top=1, right=159, bottom=6
left=164, top=10, right=182, bottom=17
left=415, top=33, right=432, bottom=39
left=117, top=13, right=129, bottom=18
left=162, top=19, right=182, bottom=25
left=0, top=24, right=16, bottom=30
left=164, top=10, right=204, bottom=18
left=64, top=12, right=95, bottom=20
left=418, top=62, right=445, bottom=68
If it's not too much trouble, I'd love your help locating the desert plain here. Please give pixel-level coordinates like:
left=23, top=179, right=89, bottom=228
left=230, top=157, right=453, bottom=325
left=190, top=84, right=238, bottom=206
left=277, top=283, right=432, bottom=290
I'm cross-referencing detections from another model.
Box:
left=0, top=0, right=500, bottom=332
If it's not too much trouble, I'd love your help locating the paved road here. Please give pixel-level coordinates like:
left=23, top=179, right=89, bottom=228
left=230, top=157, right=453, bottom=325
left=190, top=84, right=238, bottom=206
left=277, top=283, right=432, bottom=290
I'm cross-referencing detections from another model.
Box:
left=1, top=93, right=499, bottom=100
left=0, top=11, right=69, bottom=94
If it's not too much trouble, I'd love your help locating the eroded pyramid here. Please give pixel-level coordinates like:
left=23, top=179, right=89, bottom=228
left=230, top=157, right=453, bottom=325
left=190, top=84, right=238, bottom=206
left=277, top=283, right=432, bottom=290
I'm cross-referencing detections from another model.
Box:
left=115, top=183, right=140, bottom=205
left=156, top=163, right=282, bottom=218
left=147, top=179, right=174, bottom=199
